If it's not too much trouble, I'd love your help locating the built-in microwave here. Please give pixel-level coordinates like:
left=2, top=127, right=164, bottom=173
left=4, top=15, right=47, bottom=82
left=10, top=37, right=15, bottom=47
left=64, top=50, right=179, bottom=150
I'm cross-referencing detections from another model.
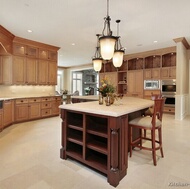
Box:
left=144, top=80, right=160, bottom=90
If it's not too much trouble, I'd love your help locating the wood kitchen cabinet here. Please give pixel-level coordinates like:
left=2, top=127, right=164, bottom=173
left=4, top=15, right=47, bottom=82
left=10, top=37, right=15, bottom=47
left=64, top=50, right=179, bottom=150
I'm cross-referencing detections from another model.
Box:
left=161, top=52, right=176, bottom=79
left=39, top=49, right=57, bottom=61
left=144, top=68, right=160, bottom=80
left=38, top=60, right=57, bottom=85
left=0, top=56, right=12, bottom=84
left=13, top=43, right=38, bottom=58
left=127, top=70, right=143, bottom=98
left=15, top=99, right=29, bottom=122
left=15, top=98, right=41, bottom=122
left=3, top=100, right=14, bottom=127
left=144, top=55, right=161, bottom=79
left=12, top=56, right=38, bottom=85
left=10, top=37, right=59, bottom=86
left=51, top=96, right=62, bottom=115
left=41, top=97, right=52, bottom=117
left=161, top=67, right=176, bottom=79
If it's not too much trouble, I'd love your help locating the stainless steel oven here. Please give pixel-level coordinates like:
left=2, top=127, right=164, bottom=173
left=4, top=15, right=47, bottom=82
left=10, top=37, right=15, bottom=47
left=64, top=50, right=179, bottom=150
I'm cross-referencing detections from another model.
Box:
left=161, top=79, right=176, bottom=95
left=162, top=95, right=175, bottom=107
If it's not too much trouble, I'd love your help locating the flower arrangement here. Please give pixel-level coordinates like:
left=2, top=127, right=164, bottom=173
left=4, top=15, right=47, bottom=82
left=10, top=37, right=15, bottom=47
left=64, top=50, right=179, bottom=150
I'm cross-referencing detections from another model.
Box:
left=98, top=76, right=116, bottom=97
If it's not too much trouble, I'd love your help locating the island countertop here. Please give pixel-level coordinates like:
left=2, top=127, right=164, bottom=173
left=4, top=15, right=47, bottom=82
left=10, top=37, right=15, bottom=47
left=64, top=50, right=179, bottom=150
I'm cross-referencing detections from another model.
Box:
left=59, top=97, right=153, bottom=117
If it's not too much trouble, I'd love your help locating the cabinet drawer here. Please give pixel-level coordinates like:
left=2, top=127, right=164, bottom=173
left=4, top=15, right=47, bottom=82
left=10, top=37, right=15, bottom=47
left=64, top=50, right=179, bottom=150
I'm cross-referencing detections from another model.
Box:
left=15, top=98, right=28, bottom=104
left=41, top=102, right=51, bottom=109
left=52, top=96, right=61, bottom=101
left=41, top=97, right=51, bottom=102
left=41, top=109, right=51, bottom=117
left=28, top=98, right=41, bottom=103
left=164, top=106, right=175, bottom=114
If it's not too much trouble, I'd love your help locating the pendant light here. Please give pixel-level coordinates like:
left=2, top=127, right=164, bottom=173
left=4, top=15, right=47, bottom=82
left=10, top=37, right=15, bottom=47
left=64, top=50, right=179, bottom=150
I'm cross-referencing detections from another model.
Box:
left=99, top=0, right=117, bottom=60
left=92, top=34, right=103, bottom=72
left=113, top=20, right=125, bottom=68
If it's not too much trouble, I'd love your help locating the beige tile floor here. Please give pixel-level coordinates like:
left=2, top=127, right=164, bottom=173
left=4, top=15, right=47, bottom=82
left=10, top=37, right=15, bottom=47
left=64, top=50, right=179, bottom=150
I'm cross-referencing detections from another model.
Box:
left=0, top=114, right=190, bottom=189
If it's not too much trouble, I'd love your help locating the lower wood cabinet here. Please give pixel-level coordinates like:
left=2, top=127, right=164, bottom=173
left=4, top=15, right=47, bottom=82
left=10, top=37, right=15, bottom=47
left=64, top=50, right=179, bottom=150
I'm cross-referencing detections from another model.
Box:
left=14, top=96, right=61, bottom=122
left=163, top=106, right=175, bottom=114
left=3, top=100, right=14, bottom=127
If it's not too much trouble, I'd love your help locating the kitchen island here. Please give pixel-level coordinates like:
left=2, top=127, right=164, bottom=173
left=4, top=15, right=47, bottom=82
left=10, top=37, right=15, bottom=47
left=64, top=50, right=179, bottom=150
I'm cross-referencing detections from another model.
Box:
left=59, top=97, right=153, bottom=187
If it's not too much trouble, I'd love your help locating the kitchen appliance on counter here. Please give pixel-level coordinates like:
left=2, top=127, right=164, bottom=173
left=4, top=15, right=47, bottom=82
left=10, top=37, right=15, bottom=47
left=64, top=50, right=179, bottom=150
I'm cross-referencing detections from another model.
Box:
left=161, top=79, right=176, bottom=107
left=144, top=80, right=160, bottom=90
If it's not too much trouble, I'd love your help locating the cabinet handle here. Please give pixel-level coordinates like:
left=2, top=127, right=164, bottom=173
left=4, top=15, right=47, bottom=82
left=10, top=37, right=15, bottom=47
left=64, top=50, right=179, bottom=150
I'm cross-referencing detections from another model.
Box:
left=34, top=99, right=36, bottom=102
left=21, top=100, right=23, bottom=102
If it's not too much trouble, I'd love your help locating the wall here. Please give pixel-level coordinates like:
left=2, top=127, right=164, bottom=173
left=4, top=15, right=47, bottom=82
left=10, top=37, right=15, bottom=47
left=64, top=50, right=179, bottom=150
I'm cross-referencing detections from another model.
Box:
left=0, top=85, right=56, bottom=97
left=175, top=42, right=189, bottom=120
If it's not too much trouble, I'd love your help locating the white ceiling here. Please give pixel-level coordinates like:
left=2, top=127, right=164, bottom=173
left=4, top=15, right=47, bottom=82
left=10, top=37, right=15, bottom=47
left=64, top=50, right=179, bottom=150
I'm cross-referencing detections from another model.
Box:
left=1, top=0, right=190, bottom=67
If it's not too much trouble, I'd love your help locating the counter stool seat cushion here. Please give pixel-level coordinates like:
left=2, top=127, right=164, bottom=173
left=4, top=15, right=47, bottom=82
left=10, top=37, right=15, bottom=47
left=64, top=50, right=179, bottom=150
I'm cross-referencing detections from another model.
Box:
left=129, top=117, right=161, bottom=128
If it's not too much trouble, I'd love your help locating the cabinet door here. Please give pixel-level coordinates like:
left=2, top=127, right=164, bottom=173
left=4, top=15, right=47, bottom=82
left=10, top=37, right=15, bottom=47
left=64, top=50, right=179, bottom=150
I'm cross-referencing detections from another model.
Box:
left=135, top=70, right=143, bottom=95
left=170, top=67, right=176, bottom=79
left=26, top=46, right=38, bottom=58
left=1, top=56, right=12, bottom=84
left=3, top=100, right=14, bottom=126
left=29, top=103, right=41, bottom=119
left=15, top=104, right=29, bottom=122
left=13, top=43, right=26, bottom=56
left=161, top=67, right=176, bottom=79
left=48, top=51, right=57, bottom=61
left=38, top=60, right=48, bottom=84
left=39, top=49, right=48, bottom=59
left=127, top=71, right=136, bottom=95
left=144, top=69, right=152, bottom=79
left=13, top=56, right=26, bottom=84
left=127, top=70, right=143, bottom=97
left=51, top=100, right=61, bottom=115
left=48, top=61, right=57, bottom=85
left=26, top=58, right=38, bottom=84
left=152, top=68, right=160, bottom=79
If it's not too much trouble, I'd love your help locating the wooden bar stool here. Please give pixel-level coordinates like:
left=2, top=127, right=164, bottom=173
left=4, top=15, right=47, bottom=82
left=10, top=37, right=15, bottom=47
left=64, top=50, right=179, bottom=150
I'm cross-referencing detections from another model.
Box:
left=129, top=98, right=165, bottom=166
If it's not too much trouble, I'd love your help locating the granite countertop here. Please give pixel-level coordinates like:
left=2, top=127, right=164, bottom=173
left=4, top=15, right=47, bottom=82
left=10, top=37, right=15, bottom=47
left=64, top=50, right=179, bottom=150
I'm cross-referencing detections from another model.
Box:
left=0, top=95, right=61, bottom=101
left=59, top=97, right=154, bottom=117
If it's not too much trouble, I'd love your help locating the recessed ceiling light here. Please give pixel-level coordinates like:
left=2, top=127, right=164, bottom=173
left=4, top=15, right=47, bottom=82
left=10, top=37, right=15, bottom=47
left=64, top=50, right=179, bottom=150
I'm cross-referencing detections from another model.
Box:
left=71, top=43, right=75, bottom=46
left=153, top=40, right=158, bottom=43
left=27, top=29, right=33, bottom=33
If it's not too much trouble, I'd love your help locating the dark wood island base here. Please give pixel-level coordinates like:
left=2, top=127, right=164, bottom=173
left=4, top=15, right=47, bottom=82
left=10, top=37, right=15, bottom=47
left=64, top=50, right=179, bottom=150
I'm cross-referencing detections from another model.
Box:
left=60, top=110, right=128, bottom=187
left=59, top=98, right=153, bottom=187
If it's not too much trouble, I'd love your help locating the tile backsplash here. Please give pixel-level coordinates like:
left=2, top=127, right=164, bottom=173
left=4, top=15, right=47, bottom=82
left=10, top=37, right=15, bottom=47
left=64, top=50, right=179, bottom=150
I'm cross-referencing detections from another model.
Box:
left=0, top=85, right=56, bottom=97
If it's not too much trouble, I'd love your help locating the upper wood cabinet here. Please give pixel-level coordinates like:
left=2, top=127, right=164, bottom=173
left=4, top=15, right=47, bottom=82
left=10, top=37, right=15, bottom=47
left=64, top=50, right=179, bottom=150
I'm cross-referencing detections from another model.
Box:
left=12, top=56, right=38, bottom=85
left=127, top=70, right=143, bottom=98
left=128, top=58, right=143, bottom=70
left=13, top=43, right=38, bottom=58
left=161, top=52, right=176, bottom=79
left=162, top=52, right=176, bottom=67
left=39, top=49, right=57, bottom=61
left=0, top=56, right=12, bottom=84
left=38, top=60, right=57, bottom=85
